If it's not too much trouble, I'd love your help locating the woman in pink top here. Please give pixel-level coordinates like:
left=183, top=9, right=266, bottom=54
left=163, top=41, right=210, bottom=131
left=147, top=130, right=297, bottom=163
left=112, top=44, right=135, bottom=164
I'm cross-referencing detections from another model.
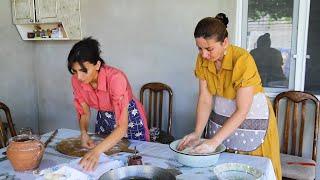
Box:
left=67, top=37, right=150, bottom=171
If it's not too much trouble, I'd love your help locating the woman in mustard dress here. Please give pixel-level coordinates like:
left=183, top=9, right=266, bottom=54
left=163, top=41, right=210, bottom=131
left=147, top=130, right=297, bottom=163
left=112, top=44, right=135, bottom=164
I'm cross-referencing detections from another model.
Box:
left=177, top=13, right=282, bottom=179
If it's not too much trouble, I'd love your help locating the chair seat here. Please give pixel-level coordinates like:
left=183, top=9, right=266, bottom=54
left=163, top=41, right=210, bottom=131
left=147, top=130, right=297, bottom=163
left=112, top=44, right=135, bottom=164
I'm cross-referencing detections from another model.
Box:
left=281, top=153, right=316, bottom=180
left=156, top=131, right=175, bottom=144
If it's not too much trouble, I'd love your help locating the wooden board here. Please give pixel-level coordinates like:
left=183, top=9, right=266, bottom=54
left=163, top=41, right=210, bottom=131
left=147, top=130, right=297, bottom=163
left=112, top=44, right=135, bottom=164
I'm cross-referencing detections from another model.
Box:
left=56, top=135, right=134, bottom=157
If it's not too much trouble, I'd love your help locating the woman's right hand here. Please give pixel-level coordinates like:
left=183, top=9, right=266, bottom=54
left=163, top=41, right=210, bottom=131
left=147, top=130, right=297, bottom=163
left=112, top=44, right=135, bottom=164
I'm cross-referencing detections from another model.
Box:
left=80, top=133, right=95, bottom=149
left=177, top=132, right=201, bottom=151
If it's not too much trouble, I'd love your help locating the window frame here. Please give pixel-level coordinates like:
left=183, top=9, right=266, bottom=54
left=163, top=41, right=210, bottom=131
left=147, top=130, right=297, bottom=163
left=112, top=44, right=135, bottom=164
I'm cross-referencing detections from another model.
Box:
left=237, top=0, right=314, bottom=98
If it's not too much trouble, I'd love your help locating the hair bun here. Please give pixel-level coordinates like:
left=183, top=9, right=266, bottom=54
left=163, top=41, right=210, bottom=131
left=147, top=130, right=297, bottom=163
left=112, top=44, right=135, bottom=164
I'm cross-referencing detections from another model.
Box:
left=215, top=13, right=229, bottom=27
left=264, top=33, right=270, bottom=38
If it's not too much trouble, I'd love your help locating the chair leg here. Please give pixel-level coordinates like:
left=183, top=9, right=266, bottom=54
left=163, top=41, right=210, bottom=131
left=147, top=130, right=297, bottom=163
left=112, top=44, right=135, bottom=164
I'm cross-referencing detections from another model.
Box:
left=0, top=121, right=6, bottom=148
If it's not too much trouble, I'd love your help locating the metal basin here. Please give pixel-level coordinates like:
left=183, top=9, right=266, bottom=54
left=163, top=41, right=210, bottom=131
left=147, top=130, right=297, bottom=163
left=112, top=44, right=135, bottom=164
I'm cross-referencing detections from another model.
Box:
left=99, top=165, right=176, bottom=180
left=169, top=139, right=226, bottom=167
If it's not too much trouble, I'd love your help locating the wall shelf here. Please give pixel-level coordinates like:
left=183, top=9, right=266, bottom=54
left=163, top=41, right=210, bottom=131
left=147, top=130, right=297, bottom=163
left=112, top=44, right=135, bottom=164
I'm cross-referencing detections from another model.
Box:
left=16, top=23, right=71, bottom=40
left=24, top=38, right=70, bottom=41
left=12, top=0, right=82, bottom=41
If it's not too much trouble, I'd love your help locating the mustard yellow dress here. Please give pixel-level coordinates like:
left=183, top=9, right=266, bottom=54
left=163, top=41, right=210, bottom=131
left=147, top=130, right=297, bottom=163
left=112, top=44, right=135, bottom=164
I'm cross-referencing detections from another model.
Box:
left=194, top=44, right=282, bottom=179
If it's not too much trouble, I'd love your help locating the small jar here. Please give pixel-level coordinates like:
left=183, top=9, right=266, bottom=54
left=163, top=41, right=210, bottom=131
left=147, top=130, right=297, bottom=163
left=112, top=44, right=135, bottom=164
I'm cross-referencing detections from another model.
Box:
left=128, top=154, right=143, bottom=166
left=27, top=32, right=35, bottom=39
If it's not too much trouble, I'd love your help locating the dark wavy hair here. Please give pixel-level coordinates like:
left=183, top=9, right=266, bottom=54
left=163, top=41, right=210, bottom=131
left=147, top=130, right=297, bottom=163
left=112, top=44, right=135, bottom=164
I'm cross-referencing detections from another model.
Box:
left=67, top=37, right=105, bottom=74
left=194, top=13, right=229, bottom=42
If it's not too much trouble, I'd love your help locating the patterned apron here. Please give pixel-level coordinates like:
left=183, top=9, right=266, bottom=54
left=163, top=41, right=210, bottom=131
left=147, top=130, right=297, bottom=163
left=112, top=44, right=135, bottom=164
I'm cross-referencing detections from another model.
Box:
left=206, top=93, right=269, bottom=151
left=95, top=100, right=147, bottom=141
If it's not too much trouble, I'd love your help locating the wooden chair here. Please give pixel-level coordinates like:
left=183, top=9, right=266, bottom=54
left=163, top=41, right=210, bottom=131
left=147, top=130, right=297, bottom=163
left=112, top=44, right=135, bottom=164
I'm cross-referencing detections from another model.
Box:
left=140, top=82, right=174, bottom=144
left=0, top=121, right=6, bottom=148
left=274, top=91, right=319, bottom=180
left=0, top=101, right=17, bottom=147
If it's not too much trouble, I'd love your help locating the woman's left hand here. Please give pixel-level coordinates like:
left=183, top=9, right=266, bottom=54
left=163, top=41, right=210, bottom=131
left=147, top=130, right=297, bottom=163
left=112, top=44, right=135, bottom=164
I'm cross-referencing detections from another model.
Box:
left=79, top=147, right=103, bottom=171
left=191, top=140, right=218, bottom=154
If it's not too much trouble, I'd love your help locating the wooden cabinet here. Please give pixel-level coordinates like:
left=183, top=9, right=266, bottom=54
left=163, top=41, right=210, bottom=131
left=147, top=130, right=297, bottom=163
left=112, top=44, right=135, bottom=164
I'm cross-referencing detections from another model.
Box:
left=57, top=0, right=82, bottom=39
left=11, top=0, right=82, bottom=40
left=35, top=0, right=59, bottom=23
left=12, top=0, right=59, bottom=24
left=11, top=0, right=35, bottom=24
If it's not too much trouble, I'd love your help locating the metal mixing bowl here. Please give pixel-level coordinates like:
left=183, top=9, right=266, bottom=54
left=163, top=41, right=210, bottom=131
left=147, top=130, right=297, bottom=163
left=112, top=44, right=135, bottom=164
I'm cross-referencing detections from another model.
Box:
left=99, top=165, right=176, bottom=180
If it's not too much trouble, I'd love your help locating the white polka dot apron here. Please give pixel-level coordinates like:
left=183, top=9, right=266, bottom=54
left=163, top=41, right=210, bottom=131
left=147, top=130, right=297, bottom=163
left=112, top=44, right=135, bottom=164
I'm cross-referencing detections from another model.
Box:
left=95, top=100, right=147, bottom=141
left=206, top=93, right=269, bottom=152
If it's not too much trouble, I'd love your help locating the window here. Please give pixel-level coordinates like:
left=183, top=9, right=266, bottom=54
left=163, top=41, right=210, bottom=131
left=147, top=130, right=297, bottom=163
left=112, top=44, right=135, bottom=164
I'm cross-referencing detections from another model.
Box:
left=242, top=0, right=297, bottom=92
left=304, top=0, right=320, bottom=94
left=241, top=0, right=320, bottom=96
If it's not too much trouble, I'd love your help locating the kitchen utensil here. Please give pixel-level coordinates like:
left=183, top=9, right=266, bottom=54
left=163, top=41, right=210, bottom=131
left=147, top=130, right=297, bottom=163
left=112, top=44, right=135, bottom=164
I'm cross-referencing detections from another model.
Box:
left=169, top=139, right=226, bottom=167
left=98, top=165, right=176, bottom=180
left=44, top=129, right=58, bottom=148
left=213, top=163, right=263, bottom=180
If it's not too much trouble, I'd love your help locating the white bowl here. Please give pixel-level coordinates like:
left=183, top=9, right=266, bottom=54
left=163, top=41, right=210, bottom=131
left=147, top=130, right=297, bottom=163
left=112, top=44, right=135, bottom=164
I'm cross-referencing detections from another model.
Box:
left=169, top=139, right=226, bottom=167
left=214, top=163, right=263, bottom=180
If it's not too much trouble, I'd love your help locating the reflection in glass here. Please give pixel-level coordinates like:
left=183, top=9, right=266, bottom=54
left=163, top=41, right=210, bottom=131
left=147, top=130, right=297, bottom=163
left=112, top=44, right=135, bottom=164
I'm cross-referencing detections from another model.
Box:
left=247, top=0, right=293, bottom=88
left=250, top=33, right=287, bottom=87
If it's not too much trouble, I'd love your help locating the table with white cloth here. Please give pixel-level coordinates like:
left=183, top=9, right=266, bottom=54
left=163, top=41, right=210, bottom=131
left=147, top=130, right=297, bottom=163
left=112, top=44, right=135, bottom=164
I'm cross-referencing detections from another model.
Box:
left=0, top=128, right=276, bottom=179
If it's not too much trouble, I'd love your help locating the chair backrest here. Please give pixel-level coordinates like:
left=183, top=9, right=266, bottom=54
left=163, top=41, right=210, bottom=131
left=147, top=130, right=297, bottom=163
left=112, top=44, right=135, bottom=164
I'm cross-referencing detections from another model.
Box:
left=0, top=101, right=17, bottom=138
left=140, top=82, right=173, bottom=135
left=274, top=91, right=320, bottom=161
left=0, top=120, right=6, bottom=148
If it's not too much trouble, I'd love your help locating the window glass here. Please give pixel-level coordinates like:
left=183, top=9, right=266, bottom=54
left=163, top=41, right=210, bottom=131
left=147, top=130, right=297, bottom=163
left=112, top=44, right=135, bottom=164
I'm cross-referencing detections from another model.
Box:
left=305, top=0, right=320, bottom=94
left=246, top=0, right=294, bottom=88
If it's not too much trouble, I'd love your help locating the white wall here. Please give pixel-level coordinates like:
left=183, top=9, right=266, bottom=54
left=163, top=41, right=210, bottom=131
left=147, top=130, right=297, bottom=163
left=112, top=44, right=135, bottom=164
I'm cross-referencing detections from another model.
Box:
left=0, top=0, right=38, bottom=132
left=34, top=0, right=237, bottom=138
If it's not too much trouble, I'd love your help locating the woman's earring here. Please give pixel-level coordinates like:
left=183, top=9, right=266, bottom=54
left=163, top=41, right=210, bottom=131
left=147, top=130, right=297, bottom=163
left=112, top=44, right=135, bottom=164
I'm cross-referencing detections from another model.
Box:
left=224, top=50, right=227, bottom=55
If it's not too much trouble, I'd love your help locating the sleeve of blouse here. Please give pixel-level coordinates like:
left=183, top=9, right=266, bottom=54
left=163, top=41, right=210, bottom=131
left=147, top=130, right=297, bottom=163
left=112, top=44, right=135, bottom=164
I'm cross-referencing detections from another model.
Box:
left=194, top=54, right=206, bottom=80
left=232, top=53, right=262, bottom=90
left=71, top=77, right=85, bottom=120
left=109, top=72, right=130, bottom=122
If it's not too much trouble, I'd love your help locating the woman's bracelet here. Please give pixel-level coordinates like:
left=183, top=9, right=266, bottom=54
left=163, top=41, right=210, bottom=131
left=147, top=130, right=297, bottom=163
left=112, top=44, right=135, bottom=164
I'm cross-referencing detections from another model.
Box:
left=80, top=130, right=87, bottom=135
